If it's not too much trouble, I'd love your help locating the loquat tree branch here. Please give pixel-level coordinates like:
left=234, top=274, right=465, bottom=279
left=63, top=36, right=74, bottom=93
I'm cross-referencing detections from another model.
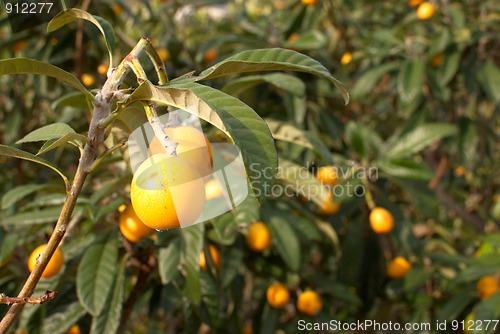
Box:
left=0, top=37, right=163, bottom=333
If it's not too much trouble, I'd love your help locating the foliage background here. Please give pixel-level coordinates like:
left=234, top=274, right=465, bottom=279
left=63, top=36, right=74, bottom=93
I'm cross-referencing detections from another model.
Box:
left=0, top=0, right=499, bottom=333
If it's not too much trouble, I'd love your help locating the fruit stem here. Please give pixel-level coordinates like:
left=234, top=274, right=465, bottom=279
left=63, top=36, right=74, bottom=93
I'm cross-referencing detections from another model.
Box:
left=360, top=162, right=376, bottom=210
left=124, top=53, right=178, bottom=157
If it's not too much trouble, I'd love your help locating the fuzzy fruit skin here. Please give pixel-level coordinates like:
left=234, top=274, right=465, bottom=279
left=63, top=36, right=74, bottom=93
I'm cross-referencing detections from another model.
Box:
left=301, top=0, right=318, bottom=5
left=297, top=290, right=323, bottom=316
left=477, top=276, right=499, bottom=300
left=408, top=0, right=423, bottom=7
left=266, top=283, right=290, bottom=308
left=369, top=207, right=394, bottom=234
left=199, top=244, right=221, bottom=271
left=387, top=256, right=412, bottom=279
left=28, top=244, right=64, bottom=278
left=118, top=205, right=154, bottom=243
left=131, top=154, right=205, bottom=230
left=417, top=2, right=435, bottom=20
left=246, top=222, right=272, bottom=252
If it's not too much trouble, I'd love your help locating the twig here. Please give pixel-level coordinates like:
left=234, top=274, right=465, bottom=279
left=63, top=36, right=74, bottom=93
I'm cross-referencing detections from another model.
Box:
left=0, top=291, right=58, bottom=306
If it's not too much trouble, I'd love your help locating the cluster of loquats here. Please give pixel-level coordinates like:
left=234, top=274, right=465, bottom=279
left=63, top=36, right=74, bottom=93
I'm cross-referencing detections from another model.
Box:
left=199, top=244, right=221, bottom=271
left=130, top=125, right=213, bottom=231
left=265, top=283, right=323, bottom=317
left=315, top=166, right=341, bottom=215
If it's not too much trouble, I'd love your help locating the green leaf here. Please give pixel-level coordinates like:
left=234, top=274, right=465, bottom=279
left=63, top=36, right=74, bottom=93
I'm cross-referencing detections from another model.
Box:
left=42, top=302, right=86, bottom=334
left=377, top=159, right=434, bottom=181
left=52, top=91, right=93, bottom=111
left=2, top=206, right=84, bottom=225
left=351, top=62, right=401, bottom=100
left=265, top=119, right=331, bottom=160
left=125, top=81, right=277, bottom=200
left=345, top=121, right=384, bottom=159
left=266, top=210, right=301, bottom=272
left=47, top=9, right=115, bottom=66
left=1, top=184, right=59, bottom=210
left=194, top=48, right=349, bottom=104
left=437, top=50, right=461, bottom=86
left=455, top=266, right=500, bottom=282
left=385, top=123, right=457, bottom=159
left=158, top=239, right=181, bottom=284
left=181, top=224, right=204, bottom=306
left=282, top=30, right=328, bottom=50
left=37, top=133, right=87, bottom=155
left=397, top=59, right=425, bottom=103
left=0, top=145, right=68, bottom=187
left=16, top=123, right=79, bottom=144
left=436, top=291, right=470, bottom=321
left=90, top=255, right=127, bottom=334
left=77, top=234, right=118, bottom=315
left=0, top=231, right=18, bottom=263
left=220, top=242, right=244, bottom=287
left=476, top=61, right=500, bottom=103
left=0, top=58, right=93, bottom=100
left=223, top=73, right=305, bottom=97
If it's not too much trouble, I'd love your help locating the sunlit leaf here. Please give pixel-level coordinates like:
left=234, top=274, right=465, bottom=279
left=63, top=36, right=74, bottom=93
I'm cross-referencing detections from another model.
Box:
left=194, top=48, right=349, bottom=104
left=0, top=58, right=93, bottom=100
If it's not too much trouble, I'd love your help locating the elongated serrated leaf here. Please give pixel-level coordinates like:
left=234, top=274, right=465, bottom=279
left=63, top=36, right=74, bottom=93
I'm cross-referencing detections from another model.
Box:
left=193, top=48, right=349, bottom=104
left=0, top=231, right=18, bottom=263
left=42, top=302, right=86, bottom=334
left=455, top=266, right=500, bottom=283
left=223, top=73, right=305, bottom=97
left=277, top=159, right=330, bottom=207
left=477, top=61, right=500, bottom=103
left=180, top=225, right=204, bottom=306
left=2, top=206, right=84, bottom=226
left=125, top=81, right=277, bottom=199
left=47, top=9, right=115, bottom=65
left=158, top=239, right=181, bottom=284
left=265, top=212, right=301, bottom=272
left=265, top=119, right=331, bottom=160
left=37, top=133, right=87, bottom=155
left=52, top=91, right=93, bottom=110
left=90, top=255, right=126, bottom=334
left=437, top=51, right=461, bottom=86
left=16, top=123, right=77, bottom=144
left=77, top=234, right=118, bottom=315
left=377, top=159, right=434, bottom=181
left=436, top=291, right=471, bottom=321
left=386, top=123, right=457, bottom=159
left=282, top=30, right=327, bottom=50
left=0, top=145, right=68, bottom=187
left=1, top=184, right=57, bottom=210
left=0, top=58, right=93, bottom=100
left=220, top=243, right=244, bottom=287
left=397, top=59, right=425, bottom=103
left=351, top=62, right=401, bottom=99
